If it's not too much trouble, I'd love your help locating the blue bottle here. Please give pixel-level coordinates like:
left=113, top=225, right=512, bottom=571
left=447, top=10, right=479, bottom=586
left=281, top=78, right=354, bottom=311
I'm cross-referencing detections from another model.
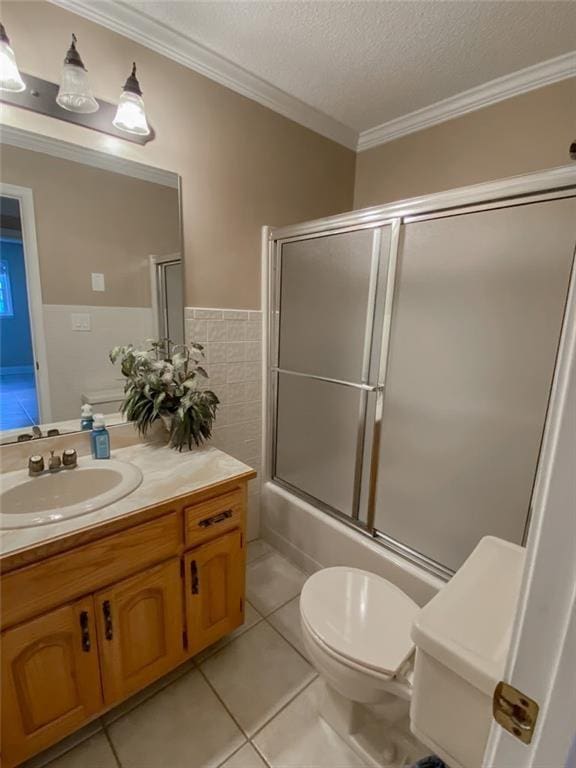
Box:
left=91, top=414, right=111, bottom=459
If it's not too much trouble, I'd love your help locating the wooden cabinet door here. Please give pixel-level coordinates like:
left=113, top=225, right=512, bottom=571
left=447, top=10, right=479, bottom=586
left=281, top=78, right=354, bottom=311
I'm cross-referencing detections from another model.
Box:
left=1, top=598, right=102, bottom=768
left=95, top=559, right=184, bottom=706
left=185, top=529, right=244, bottom=656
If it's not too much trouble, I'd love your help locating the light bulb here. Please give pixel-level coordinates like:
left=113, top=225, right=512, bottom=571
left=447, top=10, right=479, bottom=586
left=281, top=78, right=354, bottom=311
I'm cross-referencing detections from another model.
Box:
left=0, top=23, right=25, bottom=93
left=113, top=63, right=150, bottom=136
left=56, top=34, right=99, bottom=114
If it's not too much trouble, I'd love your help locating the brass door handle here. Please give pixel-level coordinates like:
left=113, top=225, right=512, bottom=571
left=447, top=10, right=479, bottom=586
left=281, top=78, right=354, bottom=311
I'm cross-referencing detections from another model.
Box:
left=190, top=560, right=199, bottom=594
left=79, top=610, right=91, bottom=652
left=102, top=600, right=113, bottom=640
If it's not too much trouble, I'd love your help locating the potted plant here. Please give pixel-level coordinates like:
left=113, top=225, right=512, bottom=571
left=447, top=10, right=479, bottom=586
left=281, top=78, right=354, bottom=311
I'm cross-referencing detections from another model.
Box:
left=109, top=339, right=219, bottom=451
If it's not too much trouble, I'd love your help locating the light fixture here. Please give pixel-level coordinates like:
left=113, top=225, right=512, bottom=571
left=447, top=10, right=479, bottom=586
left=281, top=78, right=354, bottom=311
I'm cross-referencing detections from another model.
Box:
left=113, top=63, right=150, bottom=136
left=56, top=33, right=99, bottom=114
left=0, top=22, right=26, bottom=92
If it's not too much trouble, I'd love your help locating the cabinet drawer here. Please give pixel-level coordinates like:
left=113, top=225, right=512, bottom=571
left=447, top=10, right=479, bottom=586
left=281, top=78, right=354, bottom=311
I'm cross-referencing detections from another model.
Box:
left=184, top=489, right=243, bottom=547
left=1, top=513, right=180, bottom=629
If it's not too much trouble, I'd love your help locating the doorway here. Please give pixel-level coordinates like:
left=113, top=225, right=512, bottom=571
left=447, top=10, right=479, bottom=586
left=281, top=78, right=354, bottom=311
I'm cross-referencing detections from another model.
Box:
left=0, top=185, right=51, bottom=431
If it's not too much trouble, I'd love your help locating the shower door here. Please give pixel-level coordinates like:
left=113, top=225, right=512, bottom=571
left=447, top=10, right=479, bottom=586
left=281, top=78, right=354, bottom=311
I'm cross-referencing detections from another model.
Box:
left=372, top=196, right=576, bottom=571
left=272, top=225, right=395, bottom=522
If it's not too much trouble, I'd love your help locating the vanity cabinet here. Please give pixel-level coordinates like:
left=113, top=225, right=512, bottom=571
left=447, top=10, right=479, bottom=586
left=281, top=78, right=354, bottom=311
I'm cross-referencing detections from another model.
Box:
left=0, top=472, right=254, bottom=768
left=1, top=598, right=103, bottom=765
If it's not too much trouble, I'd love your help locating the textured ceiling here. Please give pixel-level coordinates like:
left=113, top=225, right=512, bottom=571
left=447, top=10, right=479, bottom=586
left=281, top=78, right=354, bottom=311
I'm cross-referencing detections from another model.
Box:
left=127, top=1, right=576, bottom=133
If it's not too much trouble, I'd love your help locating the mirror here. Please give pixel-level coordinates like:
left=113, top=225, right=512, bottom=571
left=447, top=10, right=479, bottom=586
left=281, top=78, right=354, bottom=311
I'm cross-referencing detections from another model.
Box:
left=0, top=133, right=182, bottom=444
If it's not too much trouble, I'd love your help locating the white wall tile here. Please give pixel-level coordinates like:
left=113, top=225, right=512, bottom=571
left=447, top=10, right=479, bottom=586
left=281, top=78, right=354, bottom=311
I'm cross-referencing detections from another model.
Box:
left=186, top=306, right=264, bottom=539
left=226, top=342, right=246, bottom=362
left=194, top=309, right=223, bottom=320
left=246, top=322, right=262, bottom=341
left=207, top=320, right=227, bottom=342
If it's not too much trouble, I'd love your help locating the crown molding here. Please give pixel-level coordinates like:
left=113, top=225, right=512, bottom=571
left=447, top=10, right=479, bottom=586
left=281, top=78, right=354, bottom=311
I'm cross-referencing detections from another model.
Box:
left=358, top=52, right=576, bottom=151
left=0, top=123, right=179, bottom=187
left=48, top=0, right=358, bottom=150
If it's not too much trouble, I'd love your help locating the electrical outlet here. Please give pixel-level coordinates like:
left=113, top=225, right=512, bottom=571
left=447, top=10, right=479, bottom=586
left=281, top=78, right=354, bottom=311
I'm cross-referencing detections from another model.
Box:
left=71, top=313, right=91, bottom=332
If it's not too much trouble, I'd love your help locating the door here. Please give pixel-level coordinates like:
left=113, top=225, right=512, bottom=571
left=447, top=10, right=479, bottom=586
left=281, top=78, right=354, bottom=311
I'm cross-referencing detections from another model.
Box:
left=1, top=597, right=102, bottom=767
left=95, top=559, right=184, bottom=706
left=273, top=226, right=393, bottom=521
left=185, top=529, right=244, bottom=656
left=373, top=197, right=575, bottom=571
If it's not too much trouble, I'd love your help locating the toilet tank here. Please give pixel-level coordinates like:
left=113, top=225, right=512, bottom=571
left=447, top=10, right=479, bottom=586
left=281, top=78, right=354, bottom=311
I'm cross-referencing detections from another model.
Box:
left=410, top=536, right=526, bottom=768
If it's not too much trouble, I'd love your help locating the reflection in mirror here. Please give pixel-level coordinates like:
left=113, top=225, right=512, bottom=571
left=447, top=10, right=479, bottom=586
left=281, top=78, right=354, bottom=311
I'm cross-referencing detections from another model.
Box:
left=0, top=137, right=182, bottom=444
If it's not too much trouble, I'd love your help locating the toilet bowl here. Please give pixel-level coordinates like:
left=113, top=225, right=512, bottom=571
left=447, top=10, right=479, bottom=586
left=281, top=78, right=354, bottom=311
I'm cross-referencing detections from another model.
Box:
left=300, top=566, right=424, bottom=765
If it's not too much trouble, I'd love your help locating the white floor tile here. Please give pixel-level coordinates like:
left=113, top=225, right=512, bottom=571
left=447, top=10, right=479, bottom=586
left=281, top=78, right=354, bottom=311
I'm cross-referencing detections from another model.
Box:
left=102, top=658, right=195, bottom=725
left=247, top=539, right=273, bottom=564
left=201, top=621, right=315, bottom=736
left=253, top=680, right=367, bottom=768
left=107, top=668, right=244, bottom=768
left=268, top=597, right=308, bottom=659
left=42, top=733, right=117, bottom=768
left=194, top=601, right=263, bottom=663
left=247, top=552, right=307, bottom=615
left=220, top=743, right=267, bottom=768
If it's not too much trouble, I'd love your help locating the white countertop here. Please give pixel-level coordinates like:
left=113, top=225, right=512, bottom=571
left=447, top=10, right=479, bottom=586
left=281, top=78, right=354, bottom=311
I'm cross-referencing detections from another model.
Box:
left=0, top=442, right=254, bottom=559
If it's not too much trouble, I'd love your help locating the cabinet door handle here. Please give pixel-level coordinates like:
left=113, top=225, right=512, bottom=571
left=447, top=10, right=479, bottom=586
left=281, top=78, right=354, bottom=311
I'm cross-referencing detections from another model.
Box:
left=102, top=600, right=113, bottom=640
left=79, top=610, right=91, bottom=652
left=191, top=560, right=199, bottom=595
left=198, top=509, right=233, bottom=528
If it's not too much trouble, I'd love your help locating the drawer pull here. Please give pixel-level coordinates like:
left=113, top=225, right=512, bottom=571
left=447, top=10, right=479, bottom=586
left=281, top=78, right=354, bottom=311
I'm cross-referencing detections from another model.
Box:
left=79, top=610, right=91, bottom=652
left=191, top=560, right=199, bottom=595
left=102, top=600, right=113, bottom=640
left=198, top=509, right=233, bottom=528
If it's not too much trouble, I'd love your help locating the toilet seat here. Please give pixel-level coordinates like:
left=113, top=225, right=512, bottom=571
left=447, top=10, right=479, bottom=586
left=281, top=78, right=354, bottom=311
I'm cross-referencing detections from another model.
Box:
left=300, top=567, right=419, bottom=677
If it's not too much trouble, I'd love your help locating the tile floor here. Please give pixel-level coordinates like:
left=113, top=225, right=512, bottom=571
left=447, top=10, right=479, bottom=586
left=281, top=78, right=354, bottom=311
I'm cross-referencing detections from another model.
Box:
left=0, top=372, right=39, bottom=431
left=23, top=540, right=379, bottom=768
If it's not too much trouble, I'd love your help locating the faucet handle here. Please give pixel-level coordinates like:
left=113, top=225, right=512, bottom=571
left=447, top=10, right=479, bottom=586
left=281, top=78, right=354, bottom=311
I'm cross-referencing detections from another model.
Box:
left=28, top=455, right=45, bottom=476
left=62, top=449, right=78, bottom=468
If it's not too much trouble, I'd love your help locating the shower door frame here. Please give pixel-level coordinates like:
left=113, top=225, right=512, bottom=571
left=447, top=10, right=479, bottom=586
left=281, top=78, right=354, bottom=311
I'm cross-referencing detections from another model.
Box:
left=264, top=165, right=576, bottom=581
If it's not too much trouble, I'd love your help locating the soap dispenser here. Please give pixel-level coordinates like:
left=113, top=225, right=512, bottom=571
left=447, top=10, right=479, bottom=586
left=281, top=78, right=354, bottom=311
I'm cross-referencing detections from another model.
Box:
left=91, top=413, right=110, bottom=459
left=80, top=403, right=94, bottom=431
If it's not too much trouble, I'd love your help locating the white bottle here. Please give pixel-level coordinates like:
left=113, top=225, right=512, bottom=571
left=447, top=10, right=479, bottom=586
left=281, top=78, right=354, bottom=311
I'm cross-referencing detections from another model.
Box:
left=80, top=403, right=93, bottom=430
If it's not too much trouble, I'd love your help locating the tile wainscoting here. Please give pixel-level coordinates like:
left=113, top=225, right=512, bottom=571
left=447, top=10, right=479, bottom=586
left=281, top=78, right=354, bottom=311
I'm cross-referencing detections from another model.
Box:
left=185, top=308, right=263, bottom=541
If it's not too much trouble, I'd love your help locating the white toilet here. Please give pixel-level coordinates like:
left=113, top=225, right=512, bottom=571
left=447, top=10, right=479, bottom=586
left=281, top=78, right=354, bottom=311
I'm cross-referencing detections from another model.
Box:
left=300, top=537, right=526, bottom=768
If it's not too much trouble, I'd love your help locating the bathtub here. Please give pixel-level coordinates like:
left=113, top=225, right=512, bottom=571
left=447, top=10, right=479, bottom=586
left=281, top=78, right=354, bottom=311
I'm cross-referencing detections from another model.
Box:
left=260, top=481, right=444, bottom=607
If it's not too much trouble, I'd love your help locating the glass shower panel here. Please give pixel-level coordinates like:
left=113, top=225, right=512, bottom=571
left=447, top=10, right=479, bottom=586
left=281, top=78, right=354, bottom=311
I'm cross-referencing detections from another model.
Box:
left=373, top=197, right=576, bottom=571
left=278, top=229, right=380, bottom=383
left=275, top=373, right=365, bottom=515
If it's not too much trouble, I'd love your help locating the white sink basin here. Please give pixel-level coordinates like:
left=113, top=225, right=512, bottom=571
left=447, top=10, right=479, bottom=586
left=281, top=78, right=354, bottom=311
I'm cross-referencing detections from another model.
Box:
left=0, top=459, right=143, bottom=529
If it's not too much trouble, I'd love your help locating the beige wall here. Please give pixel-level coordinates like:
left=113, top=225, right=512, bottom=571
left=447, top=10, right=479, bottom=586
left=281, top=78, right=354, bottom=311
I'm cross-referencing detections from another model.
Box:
left=1, top=1, right=355, bottom=310
left=1, top=144, right=179, bottom=306
left=354, top=78, right=576, bottom=209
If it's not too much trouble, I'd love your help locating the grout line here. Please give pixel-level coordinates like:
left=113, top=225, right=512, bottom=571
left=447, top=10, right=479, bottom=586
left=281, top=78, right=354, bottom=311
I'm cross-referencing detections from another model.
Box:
left=196, top=664, right=249, bottom=737
left=102, top=725, right=123, bottom=768
left=213, top=738, right=251, bottom=768
left=249, top=675, right=318, bottom=743
left=264, top=613, right=312, bottom=666
left=249, top=739, right=273, bottom=768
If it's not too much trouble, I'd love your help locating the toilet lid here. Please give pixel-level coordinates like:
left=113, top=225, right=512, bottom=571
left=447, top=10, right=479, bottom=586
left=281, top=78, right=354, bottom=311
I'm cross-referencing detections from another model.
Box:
left=300, top=567, right=419, bottom=675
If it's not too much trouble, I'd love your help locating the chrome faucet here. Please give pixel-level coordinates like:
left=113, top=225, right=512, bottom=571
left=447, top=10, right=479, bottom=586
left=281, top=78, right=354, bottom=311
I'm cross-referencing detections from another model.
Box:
left=28, top=449, right=77, bottom=477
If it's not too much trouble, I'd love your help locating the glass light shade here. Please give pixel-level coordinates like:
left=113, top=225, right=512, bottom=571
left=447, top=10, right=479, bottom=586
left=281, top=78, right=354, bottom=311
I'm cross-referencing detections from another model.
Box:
left=113, top=91, right=150, bottom=136
left=0, top=39, right=25, bottom=92
left=56, top=62, right=99, bottom=114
